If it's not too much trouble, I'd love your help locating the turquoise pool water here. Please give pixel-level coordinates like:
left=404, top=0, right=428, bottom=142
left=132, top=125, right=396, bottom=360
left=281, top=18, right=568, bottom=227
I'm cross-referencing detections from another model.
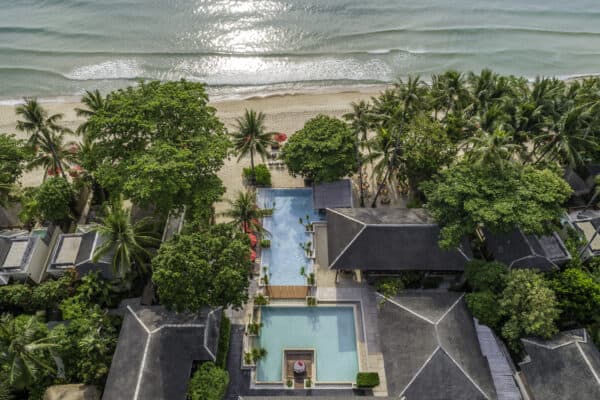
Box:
left=258, top=188, right=321, bottom=286
left=257, top=306, right=359, bottom=382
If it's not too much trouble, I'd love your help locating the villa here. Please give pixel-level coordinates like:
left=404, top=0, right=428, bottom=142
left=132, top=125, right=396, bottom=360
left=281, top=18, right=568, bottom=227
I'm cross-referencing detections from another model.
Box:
left=518, top=329, right=600, bottom=400
left=102, top=304, right=222, bottom=400
left=0, top=226, right=62, bottom=285
left=47, top=226, right=114, bottom=280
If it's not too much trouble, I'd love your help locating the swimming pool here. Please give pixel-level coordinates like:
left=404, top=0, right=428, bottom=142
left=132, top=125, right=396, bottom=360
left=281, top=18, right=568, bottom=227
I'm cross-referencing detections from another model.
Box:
left=258, top=188, right=321, bottom=286
left=257, top=306, right=359, bottom=383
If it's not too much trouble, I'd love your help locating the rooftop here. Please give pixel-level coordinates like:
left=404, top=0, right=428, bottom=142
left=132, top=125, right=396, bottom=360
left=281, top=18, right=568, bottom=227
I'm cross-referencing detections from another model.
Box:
left=102, top=305, right=222, bottom=400
left=377, top=292, right=497, bottom=400
left=49, top=229, right=114, bottom=278
left=519, top=329, right=600, bottom=400
left=326, top=208, right=471, bottom=271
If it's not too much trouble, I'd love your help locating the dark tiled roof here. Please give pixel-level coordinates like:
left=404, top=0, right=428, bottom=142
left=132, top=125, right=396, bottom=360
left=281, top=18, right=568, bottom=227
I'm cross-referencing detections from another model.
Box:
left=520, top=329, right=600, bottom=400
left=484, top=229, right=570, bottom=271
left=50, top=230, right=114, bottom=278
left=312, top=179, right=353, bottom=209
left=102, top=305, right=222, bottom=400
left=378, top=292, right=497, bottom=400
left=326, top=208, right=471, bottom=271
left=564, top=168, right=591, bottom=197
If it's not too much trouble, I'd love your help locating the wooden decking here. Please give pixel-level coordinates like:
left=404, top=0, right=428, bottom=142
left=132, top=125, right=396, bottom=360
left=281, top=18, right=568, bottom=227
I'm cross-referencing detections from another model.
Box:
left=266, top=285, right=309, bottom=299
left=284, top=350, right=314, bottom=389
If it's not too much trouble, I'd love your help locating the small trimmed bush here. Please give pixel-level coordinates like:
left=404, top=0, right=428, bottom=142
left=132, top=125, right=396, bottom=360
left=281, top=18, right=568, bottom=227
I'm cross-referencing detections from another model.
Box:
left=465, top=260, right=507, bottom=294
left=215, top=315, right=231, bottom=368
left=260, top=239, right=271, bottom=248
left=243, top=164, right=272, bottom=186
left=356, top=372, right=380, bottom=388
left=187, top=362, right=229, bottom=400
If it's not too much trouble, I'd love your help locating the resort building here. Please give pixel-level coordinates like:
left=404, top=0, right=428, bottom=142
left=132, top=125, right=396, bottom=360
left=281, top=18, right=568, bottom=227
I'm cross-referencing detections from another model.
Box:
left=518, top=329, right=600, bottom=400
left=103, top=304, right=222, bottom=400
left=47, top=226, right=114, bottom=280
left=0, top=226, right=62, bottom=285
left=324, top=207, right=471, bottom=275
left=483, top=229, right=571, bottom=271
left=312, top=179, right=353, bottom=211
left=568, top=210, right=600, bottom=260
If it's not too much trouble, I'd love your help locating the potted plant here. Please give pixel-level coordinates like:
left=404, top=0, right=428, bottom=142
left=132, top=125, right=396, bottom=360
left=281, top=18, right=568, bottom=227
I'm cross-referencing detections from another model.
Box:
left=251, top=347, right=267, bottom=362
left=254, top=293, right=269, bottom=306
left=260, top=239, right=271, bottom=248
left=243, top=352, right=255, bottom=366
left=306, top=296, right=317, bottom=306
left=286, top=379, right=293, bottom=389
left=247, top=322, right=263, bottom=336
left=304, top=378, right=312, bottom=389
left=307, top=272, right=316, bottom=286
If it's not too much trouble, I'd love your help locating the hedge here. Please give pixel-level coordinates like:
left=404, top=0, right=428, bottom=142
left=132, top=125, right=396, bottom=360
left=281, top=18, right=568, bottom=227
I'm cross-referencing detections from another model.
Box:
left=187, top=362, right=229, bottom=400
left=356, top=372, right=380, bottom=388
left=215, top=314, right=231, bottom=368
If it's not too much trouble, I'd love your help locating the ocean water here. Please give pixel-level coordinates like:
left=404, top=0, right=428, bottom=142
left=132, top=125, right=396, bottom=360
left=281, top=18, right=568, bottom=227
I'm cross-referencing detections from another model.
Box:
left=1, top=0, right=600, bottom=100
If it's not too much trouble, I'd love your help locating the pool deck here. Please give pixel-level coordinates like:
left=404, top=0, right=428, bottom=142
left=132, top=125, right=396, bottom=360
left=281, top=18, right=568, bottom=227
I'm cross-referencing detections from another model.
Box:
left=266, top=285, right=310, bottom=299
left=284, top=350, right=314, bottom=388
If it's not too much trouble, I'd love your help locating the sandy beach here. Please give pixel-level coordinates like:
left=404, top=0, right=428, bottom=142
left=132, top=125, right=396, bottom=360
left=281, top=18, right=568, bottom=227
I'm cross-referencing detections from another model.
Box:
left=0, top=88, right=385, bottom=215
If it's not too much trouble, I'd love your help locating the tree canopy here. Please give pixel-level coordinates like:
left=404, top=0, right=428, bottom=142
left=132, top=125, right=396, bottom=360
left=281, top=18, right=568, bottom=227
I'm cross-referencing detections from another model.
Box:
left=0, top=134, right=29, bottom=204
left=422, top=162, right=572, bottom=248
left=280, top=115, right=357, bottom=183
left=152, top=224, right=251, bottom=312
left=85, top=80, right=229, bottom=215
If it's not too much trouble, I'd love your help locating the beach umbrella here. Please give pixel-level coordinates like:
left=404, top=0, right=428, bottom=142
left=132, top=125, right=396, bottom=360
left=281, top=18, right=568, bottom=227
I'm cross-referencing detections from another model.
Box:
left=248, top=233, right=258, bottom=247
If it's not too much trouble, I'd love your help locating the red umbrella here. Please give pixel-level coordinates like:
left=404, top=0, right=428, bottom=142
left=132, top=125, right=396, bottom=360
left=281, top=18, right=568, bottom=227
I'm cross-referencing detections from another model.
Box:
left=274, top=132, right=287, bottom=143
left=248, top=233, right=257, bottom=248
left=249, top=249, right=257, bottom=262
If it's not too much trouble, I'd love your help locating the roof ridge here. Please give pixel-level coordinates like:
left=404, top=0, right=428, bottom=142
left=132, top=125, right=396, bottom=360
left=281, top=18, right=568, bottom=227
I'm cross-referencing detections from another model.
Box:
left=126, top=305, right=151, bottom=334
left=329, top=224, right=367, bottom=269
left=399, top=346, right=441, bottom=396
left=434, top=293, right=465, bottom=325
left=376, top=293, right=436, bottom=325
left=326, top=208, right=367, bottom=226
left=439, top=344, right=493, bottom=400
left=575, top=341, right=600, bottom=386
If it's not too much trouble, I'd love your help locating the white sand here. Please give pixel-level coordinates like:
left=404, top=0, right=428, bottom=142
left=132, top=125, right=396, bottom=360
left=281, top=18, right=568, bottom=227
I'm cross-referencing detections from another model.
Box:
left=0, top=88, right=384, bottom=215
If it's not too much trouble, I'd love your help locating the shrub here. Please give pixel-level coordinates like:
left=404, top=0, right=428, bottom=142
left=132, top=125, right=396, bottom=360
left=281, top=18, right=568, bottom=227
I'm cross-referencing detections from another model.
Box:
left=466, top=291, right=502, bottom=329
left=260, top=239, right=271, bottom=248
left=356, top=372, right=380, bottom=388
left=35, top=177, right=76, bottom=224
left=215, top=315, right=231, bottom=369
left=254, top=293, right=269, bottom=306
left=399, top=271, right=424, bottom=288
left=243, top=164, right=271, bottom=186
left=187, top=362, right=229, bottom=400
left=550, top=268, right=600, bottom=324
left=0, top=272, right=75, bottom=313
left=376, top=278, right=404, bottom=298
left=464, top=260, right=507, bottom=294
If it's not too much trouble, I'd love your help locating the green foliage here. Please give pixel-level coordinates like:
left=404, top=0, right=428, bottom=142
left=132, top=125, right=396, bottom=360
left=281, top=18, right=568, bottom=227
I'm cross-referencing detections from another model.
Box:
left=152, top=224, right=251, bottom=312
left=254, top=293, right=269, bottom=306
left=53, top=304, right=119, bottom=386
left=422, top=162, right=572, bottom=248
left=464, top=260, right=508, bottom=294
left=32, top=177, right=75, bottom=224
left=0, top=273, right=75, bottom=313
left=0, top=134, right=29, bottom=205
left=86, top=80, right=229, bottom=215
left=280, top=115, right=357, bottom=183
left=499, top=269, right=560, bottom=350
left=243, top=164, right=271, bottom=186
left=550, top=268, right=600, bottom=324
left=399, top=115, right=456, bottom=195
left=187, top=362, right=229, bottom=400
left=222, top=190, right=270, bottom=235
left=356, top=372, right=380, bottom=388
left=376, top=278, right=404, bottom=298
left=260, top=239, right=271, bottom=248
left=0, top=314, right=60, bottom=392
left=466, top=291, right=502, bottom=329
left=215, top=315, right=231, bottom=369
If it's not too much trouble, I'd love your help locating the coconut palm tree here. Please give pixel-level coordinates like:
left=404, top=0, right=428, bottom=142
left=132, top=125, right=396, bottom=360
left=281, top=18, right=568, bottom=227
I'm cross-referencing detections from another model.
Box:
left=232, top=109, right=275, bottom=185
left=222, top=190, right=270, bottom=235
left=462, top=129, right=521, bottom=168
left=431, top=70, right=471, bottom=118
left=0, top=314, right=60, bottom=391
left=26, top=131, right=76, bottom=181
left=344, top=100, right=375, bottom=207
left=365, top=127, right=404, bottom=207
left=74, top=89, right=107, bottom=135
left=15, top=98, right=71, bottom=180
left=92, top=198, right=160, bottom=279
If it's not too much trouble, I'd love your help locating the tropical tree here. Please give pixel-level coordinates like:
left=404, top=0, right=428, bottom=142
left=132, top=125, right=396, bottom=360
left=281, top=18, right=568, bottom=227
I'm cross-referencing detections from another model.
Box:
left=365, top=126, right=403, bottom=206
left=152, top=224, right=251, bottom=312
left=74, top=89, right=106, bottom=135
left=0, top=134, right=29, bottom=206
left=232, top=109, right=274, bottom=185
left=430, top=70, right=471, bottom=117
left=222, top=190, right=269, bottom=235
left=0, top=314, right=60, bottom=391
left=343, top=100, right=374, bottom=206
left=280, top=115, right=357, bottom=183
left=15, top=98, right=70, bottom=180
left=92, top=198, right=160, bottom=279
left=26, top=131, right=76, bottom=180
left=461, top=128, right=521, bottom=168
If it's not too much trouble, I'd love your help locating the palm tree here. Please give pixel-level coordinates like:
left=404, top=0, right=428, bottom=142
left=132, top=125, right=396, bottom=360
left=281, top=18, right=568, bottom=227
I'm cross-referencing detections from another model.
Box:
left=431, top=70, right=471, bottom=118
left=92, top=198, right=160, bottom=279
left=462, top=129, right=521, bottom=168
left=26, top=131, right=75, bottom=181
left=343, top=100, right=374, bottom=207
left=15, top=98, right=71, bottom=180
left=222, top=190, right=270, bottom=235
left=232, top=109, right=275, bottom=185
left=0, top=314, right=60, bottom=391
left=365, top=127, right=403, bottom=207
left=74, top=89, right=107, bottom=135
